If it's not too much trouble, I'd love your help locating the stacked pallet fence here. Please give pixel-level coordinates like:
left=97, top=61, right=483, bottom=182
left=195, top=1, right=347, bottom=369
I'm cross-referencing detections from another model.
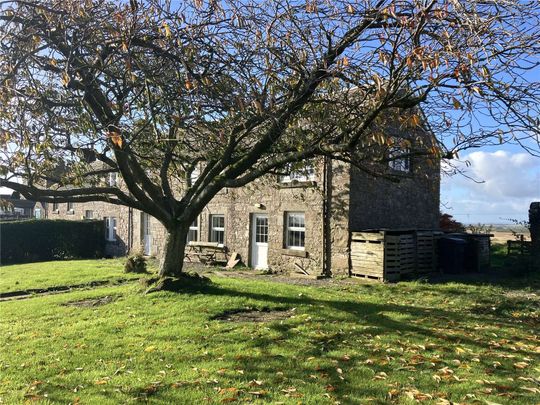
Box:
left=350, top=231, right=415, bottom=281
left=414, top=230, right=443, bottom=274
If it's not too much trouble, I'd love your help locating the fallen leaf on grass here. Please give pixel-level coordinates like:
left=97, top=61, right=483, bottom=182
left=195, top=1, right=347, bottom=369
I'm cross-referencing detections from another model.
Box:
left=520, top=386, right=540, bottom=393
left=249, top=380, right=263, bottom=386
left=218, top=387, right=239, bottom=395
left=144, top=346, right=156, bottom=353
left=513, top=362, right=529, bottom=369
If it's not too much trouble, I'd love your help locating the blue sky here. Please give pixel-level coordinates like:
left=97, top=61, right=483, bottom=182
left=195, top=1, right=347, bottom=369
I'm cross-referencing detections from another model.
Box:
left=441, top=148, right=540, bottom=224
left=441, top=65, right=540, bottom=225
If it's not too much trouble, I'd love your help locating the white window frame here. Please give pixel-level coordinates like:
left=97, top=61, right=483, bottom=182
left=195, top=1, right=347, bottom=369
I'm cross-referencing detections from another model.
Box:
left=187, top=217, right=199, bottom=243
left=105, top=217, right=117, bottom=242
left=190, top=166, right=200, bottom=185
left=285, top=212, right=305, bottom=250
left=210, top=214, right=225, bottom=246
left=34, top=208, right=42, bottom=219
left=108, top=172, right=117, bottom=187
left=85, top=210, right=94, bottom=220
left=388, top=145, right=411, bottom=173
left=67, top=201, right=74, bottom=214
left=279, top=162, right=316, bottom=183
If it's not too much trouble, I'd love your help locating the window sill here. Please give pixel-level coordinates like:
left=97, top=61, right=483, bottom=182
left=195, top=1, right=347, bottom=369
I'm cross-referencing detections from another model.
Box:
left=278, top=180, right=317, bottom=189
left=387, top=168, right=413, bottom=177
left=66, top=211, right=75, bottom=215
left=281, top=248, right=308, bottom=258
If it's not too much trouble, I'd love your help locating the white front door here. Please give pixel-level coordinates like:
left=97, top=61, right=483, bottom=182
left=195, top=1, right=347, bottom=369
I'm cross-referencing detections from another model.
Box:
left=141, top=213, right=152, bottom=255
left=251, top=214, right=269, bottom=269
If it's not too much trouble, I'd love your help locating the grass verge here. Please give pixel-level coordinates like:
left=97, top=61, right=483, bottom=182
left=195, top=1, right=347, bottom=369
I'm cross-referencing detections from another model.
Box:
left=0, top=259, right=144, bottom=294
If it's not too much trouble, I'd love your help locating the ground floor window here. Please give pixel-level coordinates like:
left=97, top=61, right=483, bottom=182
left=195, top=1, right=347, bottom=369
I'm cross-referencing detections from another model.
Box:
left=210, top=214, right=225, bottom=245
left=105, top=217, right=117, bottom=241
left=285, top=212, right=305, bottom=250
left=67, top=202, right=74, bottom=213
left=85, top=210, right=94, bottom=219
left=34, top=208, right=41, bottom=219
left=187, top=217, right=199, bottom=243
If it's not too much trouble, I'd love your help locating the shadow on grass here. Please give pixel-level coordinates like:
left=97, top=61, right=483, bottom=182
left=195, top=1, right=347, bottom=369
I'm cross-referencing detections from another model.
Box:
left=36, top=278, right=538, bottom=405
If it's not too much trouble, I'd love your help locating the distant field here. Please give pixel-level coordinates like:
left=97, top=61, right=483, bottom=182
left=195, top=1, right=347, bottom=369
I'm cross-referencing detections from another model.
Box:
left=491, top=230, right=530, bottom=244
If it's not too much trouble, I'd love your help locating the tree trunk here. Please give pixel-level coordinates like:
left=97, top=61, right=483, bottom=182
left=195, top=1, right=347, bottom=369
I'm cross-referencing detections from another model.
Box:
left=159, top=224, right=189, bottom=278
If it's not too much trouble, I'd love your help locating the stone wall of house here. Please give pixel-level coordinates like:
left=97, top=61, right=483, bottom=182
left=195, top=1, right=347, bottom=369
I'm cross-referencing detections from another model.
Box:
left=327, top=160, right=351, bottom=275
left=196, top=168, right=327, bottom=276
left=348, top=156, right=440, bottom=231
left=41, top=151, right=440, bottom=276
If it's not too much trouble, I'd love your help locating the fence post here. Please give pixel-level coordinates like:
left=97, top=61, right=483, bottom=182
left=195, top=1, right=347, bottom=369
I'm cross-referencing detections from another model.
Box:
left=530, top=202, right=540, bottom=268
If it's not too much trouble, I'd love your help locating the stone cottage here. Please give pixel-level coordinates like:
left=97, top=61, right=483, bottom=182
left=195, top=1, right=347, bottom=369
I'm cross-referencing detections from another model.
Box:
left=42, top=139, right=440, bottom=276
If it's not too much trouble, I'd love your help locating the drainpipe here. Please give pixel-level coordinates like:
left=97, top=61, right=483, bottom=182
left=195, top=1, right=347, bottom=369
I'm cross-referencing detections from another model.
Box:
left=322, top=157, right=332, bottom=277
left=128, top=207, right=133, bottom=254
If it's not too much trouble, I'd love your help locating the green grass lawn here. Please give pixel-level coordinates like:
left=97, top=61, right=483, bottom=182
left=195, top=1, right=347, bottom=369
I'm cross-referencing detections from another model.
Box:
left=0, top=259, right=143, bottom=293
left=0, top=260, right=539, bottom=404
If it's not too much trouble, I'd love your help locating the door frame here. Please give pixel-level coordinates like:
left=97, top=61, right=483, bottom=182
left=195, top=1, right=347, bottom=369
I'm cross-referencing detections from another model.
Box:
left=250, top=213, right=269, bottom=269
left=141, top=212, right=152, bottom=255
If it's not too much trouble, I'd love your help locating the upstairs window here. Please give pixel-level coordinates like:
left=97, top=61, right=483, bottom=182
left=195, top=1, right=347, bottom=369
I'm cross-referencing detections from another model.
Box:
left=67, top=202, right=74, bottom=213
left=210, top=214, right=225, bottom=245
left=190, top=166, right=200, bottom=185
left=105, top=217, right=117, bottom=241
left=187, top=217, right=199, bottom=243
left=108, top=172, right=117, bottom=187
left=388, top=145, right=411, bottom=173
left=52, top=202, right=59, bottom=212
left=285, top=212, right=305, bottom=250
left=279, top=163, right=315, bottom=183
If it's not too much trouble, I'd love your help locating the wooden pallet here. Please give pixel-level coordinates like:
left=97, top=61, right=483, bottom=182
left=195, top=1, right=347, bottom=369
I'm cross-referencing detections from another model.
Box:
left=415, top=231, right=438, bottom=273
left=350, top=230, right=416, bottom=281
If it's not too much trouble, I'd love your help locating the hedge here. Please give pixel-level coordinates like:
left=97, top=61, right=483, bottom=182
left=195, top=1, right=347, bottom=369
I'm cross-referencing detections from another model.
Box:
left=0, top=219, right=105, bottom=264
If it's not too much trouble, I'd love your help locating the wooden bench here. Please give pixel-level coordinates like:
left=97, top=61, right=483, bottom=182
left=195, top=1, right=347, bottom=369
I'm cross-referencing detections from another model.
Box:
left=185, top=242, right=228, bottom=265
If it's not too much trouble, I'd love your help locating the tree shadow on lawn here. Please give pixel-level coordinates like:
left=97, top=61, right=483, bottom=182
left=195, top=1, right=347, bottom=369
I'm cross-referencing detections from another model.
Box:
left=177, top=283, right=536, bottom=355
left=209, top=286, right=538, bottom=402
left=38, top=281, right=537, bottom=404
left=133, top=283, right=537, bottom=403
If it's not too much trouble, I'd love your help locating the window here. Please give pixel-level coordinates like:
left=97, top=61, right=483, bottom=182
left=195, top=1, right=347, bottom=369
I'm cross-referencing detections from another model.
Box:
left=279, top=162, right=315, bottom=183
left=85, top=210, right=94, bottom=219
left=108, top=172, right=117, bottom=187
left=67, top=202, right=74, bottom=213
left=187, top=217, right=199, bottom=243
left=210, top=214, right=225, bottom=245
left=105, top=217, right=117, bottom=241
left=388, top=145, right=411, bottom=173
left=285, top=212, right=305, bottom=250
left=52, top=202, right=59, bottom=212
left=190, top=166, right=200, bottom=185
left=34, top=208, right=42, bottom=219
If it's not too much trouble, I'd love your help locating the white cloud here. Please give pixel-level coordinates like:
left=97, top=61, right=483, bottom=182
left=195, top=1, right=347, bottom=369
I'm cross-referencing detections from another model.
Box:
left=442, top=150, right=540, bottom=223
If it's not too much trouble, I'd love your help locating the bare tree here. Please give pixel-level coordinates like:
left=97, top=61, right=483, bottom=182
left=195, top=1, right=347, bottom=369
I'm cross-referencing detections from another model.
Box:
left=1, top=0, right=539, bottom=277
